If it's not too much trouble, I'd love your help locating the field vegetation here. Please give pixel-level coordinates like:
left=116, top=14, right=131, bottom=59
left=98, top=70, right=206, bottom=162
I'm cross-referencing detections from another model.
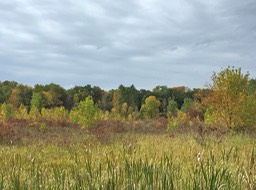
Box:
left=0, top=66, right=256, bottom=189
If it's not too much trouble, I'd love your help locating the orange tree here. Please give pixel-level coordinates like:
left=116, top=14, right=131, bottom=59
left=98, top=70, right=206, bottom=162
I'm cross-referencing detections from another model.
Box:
left=206, top=66, right=249, bottom=129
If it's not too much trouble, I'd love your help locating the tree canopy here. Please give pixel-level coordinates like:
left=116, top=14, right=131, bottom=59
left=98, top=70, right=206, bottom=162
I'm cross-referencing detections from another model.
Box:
left=1, top=66, right=256, bottom=130
left=206, top=67, right=250, bottom=128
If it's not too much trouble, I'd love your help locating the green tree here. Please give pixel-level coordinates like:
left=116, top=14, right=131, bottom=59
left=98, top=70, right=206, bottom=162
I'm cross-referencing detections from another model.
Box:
left=0, top=81, right=18, bottom=104
left=207, top=66, right=249, bottom=128
left=46, top=83, right=69, bottom=108
left=153, top=86, right=172, bottom=113
left=68, top=85, right=93, bottom=107
left=111, top=85, right=139, bottom=113
left=181, top=98, right=194, bottom=113
left=30, top=92, right=43, bottom=111
left=0, top=103, right=14, bottom=120
left=167, top=98, right=177, bottom=115
left=16, top=84, right=32, bottom=107
left=140, top=96, right=160, bottom=118
left=249, top=79, right=256, bottom=95
left=92, top=86, right=104, bottom=105
left=170, top=87, right=194, bottom=109
left=34, top=83, right=69, bottom=109
left=118, top=85, right=139, bottom=110
left=242, top=93, right=256, bottom=128
left=100, top=91, right=113, bottom=111
left=138, top=89, right=151, bottom=110
left=70, top=96, right=100, bottom=128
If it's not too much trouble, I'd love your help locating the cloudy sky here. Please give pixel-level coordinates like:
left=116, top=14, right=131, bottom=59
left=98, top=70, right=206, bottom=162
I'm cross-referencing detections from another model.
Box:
left=0, top=0, right=255, bottom=90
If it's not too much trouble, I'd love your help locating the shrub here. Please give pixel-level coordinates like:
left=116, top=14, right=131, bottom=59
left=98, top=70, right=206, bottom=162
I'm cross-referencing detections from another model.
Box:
left=0, top=103, right=14, bottom=121
left=41, top=107, right=68, bottom=122
left=167, top=110, right=188, bottom=131
left=70, top=96, right=100, bottom=128
left=167, top=98, right=177, bottom=115
left=29, top=106, right=41, bottom=119
left=0, top=122, right=14, bottom=143
left=14, top=104, right=28, bottom=119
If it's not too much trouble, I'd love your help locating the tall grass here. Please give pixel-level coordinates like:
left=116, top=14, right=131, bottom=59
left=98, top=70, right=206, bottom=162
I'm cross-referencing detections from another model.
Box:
left=0, top=133, right=256, bottom=189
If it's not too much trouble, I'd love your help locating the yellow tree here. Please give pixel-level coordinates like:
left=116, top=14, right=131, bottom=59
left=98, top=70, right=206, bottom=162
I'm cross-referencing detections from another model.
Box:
left=0, top=103, right=14, bottom=121
left=112, top=89, right=121, bottom=113
left=8, top=89, right=19, bottom=109
left=207, top=66, right=249, bottom=128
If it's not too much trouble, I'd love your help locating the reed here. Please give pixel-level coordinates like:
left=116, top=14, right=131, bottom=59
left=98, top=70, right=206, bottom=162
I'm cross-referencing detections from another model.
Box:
left=0, top=133, right=255, bottom=189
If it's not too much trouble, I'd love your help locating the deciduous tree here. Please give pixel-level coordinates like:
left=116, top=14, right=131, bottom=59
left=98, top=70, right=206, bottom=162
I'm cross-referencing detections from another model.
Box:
left=30, top=92, right=43, bottom=111
left=181, top=98, right=194, bottom=113
left=207, top=66, right=249, bottom=128
left=140, top=96, right=160, bottom=119
left=167, top=98, right=177, bottom=115
left=70, top=96, right=99, bottom=128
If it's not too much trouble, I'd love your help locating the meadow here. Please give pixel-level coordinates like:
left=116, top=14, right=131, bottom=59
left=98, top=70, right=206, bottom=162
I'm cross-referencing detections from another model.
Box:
left=1, top=64, right=255, bottom=189
left=0, top=121, right=256, bottom=190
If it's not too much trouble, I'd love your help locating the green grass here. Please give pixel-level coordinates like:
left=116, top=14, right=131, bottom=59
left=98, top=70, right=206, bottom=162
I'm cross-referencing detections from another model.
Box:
left=0, top=128, right=256, bottom=189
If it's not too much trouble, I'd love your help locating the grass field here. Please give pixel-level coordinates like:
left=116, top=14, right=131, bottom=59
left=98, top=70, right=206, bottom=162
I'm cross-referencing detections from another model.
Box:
left=0, top=123, right=256, bottom=189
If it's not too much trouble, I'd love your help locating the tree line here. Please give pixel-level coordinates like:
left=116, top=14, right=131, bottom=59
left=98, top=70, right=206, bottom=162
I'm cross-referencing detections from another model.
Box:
left=0, top=66, right=256, bottom=130
left=0, top=81, right=195, bottom=114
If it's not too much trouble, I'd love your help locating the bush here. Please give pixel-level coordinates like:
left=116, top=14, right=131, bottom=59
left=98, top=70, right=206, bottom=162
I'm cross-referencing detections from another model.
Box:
left=0, top=122, right=14, bottom=143
left=70, top=96, right=100, bottom=128
left=41, top=107, right=68, bottom=122
left=167, top=110, right=188, bottom=131
left=14, top=104, right=28, bottom=119
left=29, top=106, right=41, bottom=119
left=0, top=103, right=14, bottom=121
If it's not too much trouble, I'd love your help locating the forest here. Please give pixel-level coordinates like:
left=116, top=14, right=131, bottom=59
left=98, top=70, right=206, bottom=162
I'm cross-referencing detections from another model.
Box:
left=0, top=66, right=256, bottom=131
left=1, top=66, right=256, bottom=189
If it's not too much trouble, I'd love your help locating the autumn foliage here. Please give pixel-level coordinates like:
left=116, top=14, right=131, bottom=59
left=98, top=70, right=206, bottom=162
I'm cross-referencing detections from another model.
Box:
left=205, top=67, right=255, bottom=129
left=0, top=66, right=256, bottom=138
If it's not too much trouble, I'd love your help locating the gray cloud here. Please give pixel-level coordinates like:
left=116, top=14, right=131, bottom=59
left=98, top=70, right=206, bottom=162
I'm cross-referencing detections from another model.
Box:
left=0, top=0, right=255, bottom=90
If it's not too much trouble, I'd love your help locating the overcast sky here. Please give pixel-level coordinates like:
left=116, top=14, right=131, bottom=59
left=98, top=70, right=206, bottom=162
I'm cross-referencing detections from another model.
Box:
left=0, top=0, right=255, bottom=90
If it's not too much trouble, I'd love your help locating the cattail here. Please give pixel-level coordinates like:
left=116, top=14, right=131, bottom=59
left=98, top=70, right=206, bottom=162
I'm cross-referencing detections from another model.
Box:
left=197, top=152, right=201, bottom=162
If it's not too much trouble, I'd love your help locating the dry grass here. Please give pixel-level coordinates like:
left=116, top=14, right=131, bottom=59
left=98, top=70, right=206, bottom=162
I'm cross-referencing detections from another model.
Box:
left=0, top=120, right=256, bottom=189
